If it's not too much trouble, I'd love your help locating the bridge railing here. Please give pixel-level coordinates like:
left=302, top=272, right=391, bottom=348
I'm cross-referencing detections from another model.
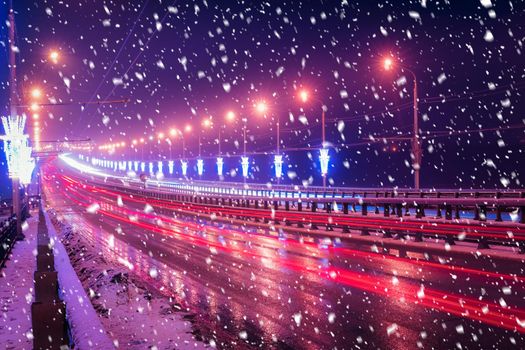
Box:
left=0, top=215, right=17, bottom=267
left=85, top=175, right=525, bottom=225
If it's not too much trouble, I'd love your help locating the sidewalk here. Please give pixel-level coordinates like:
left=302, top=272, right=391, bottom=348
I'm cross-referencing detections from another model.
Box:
left=0, top=212, right=37, bottom=350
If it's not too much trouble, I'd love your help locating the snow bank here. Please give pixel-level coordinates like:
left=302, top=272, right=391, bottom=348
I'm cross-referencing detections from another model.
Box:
left=0, top=215, right=37, bottom=350
left=43, top=208, right=116, bottom=350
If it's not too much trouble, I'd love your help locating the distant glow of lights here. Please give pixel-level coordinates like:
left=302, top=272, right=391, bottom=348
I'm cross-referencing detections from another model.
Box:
left=169, top=128, right=177, bottom=137
left=140, top=162, right=145, bottom=172
left=184, top=124, right=192, bottom=133
left=241, top=156, right=249, bottom=178
left=216, top=157, right=224, bottom=177
left=319, top=148, right=330, bottom=176
left=157, top=161, right=163, bottom=175
left=274, top=154, right=283, bottom=179
left=168, top=160, right=174, bottom=175
left=148, top=162, right=153, bottom=174
left=197, top=159, right=204, bottom=176
left=134, top=161, right=139, bottom=172
left=181, top=160, right=188, bottom=176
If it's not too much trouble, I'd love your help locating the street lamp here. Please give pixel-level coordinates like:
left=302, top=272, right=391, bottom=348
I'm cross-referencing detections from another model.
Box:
left=31, top=88, right=42, bottom=99
left=216, top=110, right=236, bottom=177
left=178, top=124, right=192, bottom=177
left=382, top=56, right=421, bottom=189
left=255, top=100, right=283, bottom=183
left=49, top=50, right=59, bottom=64
left=298, top=88, right=329, bottom=188
left=198, top=118, right=212, bottom=177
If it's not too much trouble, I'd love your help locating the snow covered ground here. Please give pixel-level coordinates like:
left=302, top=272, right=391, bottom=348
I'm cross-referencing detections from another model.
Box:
left=47, top=210, right=206, bottom=350
left=0, top=213, right=36, bottom=350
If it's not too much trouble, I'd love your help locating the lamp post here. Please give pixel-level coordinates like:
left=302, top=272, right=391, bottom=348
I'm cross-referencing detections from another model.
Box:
left=383, top=57, right=421, bottom=189
left=241, top=116, right=249, bottom=180
left=298, top=89, right=329, bottom=188
left=177, top=124, right=192, bottom=177
left=255, top=101, right=283, bottom=183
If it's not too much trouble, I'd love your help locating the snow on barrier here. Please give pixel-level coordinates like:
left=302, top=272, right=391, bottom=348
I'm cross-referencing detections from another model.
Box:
left=42, top=208, right=115, bottom=349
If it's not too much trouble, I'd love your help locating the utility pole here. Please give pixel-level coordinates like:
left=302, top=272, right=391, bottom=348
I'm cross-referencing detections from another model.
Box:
left=412, top=75, right=421, bottom=190
left=8, top=0, right=23, bottom=239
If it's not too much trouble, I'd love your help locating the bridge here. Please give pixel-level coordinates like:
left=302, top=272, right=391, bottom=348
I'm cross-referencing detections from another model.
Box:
left=32, top=139, right=93, bottom=158
left=58, top=153, right=525, bottom=254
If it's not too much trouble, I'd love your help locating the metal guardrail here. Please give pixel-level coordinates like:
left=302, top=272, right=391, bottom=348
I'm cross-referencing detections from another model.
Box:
left=141, top=177, right=525, bottom=199
left=0, top=215, right=17, bottom=267
left=93, top=176, right=525, bottom=224
left=91, top=179, right=525, bottom=253
left=59, top=171, right=525, bottom=253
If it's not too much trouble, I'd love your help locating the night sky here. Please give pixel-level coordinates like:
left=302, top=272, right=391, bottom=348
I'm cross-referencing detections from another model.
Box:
left=1, top=0, right=524, bottom=199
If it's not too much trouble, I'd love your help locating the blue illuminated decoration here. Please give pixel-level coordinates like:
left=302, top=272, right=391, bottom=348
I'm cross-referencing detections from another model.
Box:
left=148, top=162, right=153, bottom=174
left=197, top=159, right=204, bottom=176
left=241, top=156, right=249, bottom=178
left=134, top=161, right=139, bottom=172
left=168, top=160, right=174, bottom=175
left=1, top=115, right=35, bottom=185
left=157, top=161, right=163, bottom=175
left=181, top=160, right=188, bottom=176
left=216, top=157, right=224, bottom=177
left=140, top=162, right=145, bottom=172
left=274, top=155, right=283, bottom=179
left=319, top=148, right=330, bottom=176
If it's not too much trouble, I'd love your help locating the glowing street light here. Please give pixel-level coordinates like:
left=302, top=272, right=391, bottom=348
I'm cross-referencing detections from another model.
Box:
left=255, top=101, right=268, bottom=114
left=49, top=50, right=59, bottom=64
left=298, top=89, right=309, bottom=103
left=31, top=88, right=42, bottom=99
left=381, top=56, right=421, bottom=189
left=226, top=110, right=235, bottom=122
left=383, top=57, right=393, bottom=71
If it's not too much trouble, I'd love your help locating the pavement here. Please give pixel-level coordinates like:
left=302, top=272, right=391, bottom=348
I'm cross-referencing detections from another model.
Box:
left=42, top=164, right=525, bottom=349
left=0, top=212, right=36, bottom=350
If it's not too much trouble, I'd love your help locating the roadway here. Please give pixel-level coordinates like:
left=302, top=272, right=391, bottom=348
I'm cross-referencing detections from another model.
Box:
left=42, top=162, right=525, bottom=349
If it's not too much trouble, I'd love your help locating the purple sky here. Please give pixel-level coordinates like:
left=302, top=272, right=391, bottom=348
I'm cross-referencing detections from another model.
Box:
left=1, top=0, right=524, bottom=193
